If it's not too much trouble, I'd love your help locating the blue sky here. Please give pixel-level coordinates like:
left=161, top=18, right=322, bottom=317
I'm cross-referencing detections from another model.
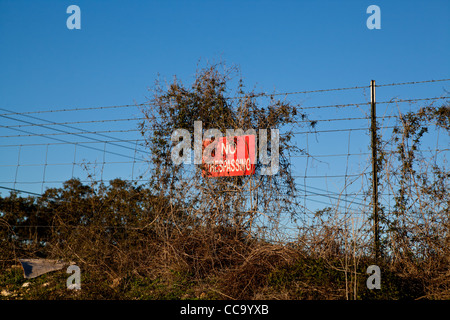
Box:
left=1, top=0, right=449, bottom=109
left=0, top=0, right=449, bottom=219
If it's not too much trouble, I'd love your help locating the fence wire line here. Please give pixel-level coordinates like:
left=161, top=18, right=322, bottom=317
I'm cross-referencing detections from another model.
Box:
left=1, top=96, right=448, bottom=132
left=0, top=77, right=447, bottom=116
left=0, top=116, right=376, bottom=129
left=0, top=96, right=447, bottom=119
left=0, top=108, right=149, bottom=156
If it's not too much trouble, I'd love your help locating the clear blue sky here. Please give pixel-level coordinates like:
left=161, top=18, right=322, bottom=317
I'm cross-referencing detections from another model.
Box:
left=1, top=0, right=449, bottom=109
left=0, top=0, right=449, bottom=219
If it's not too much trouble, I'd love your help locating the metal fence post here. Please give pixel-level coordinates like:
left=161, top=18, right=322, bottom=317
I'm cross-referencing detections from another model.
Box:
left=370, top=80, right=380, bottom=261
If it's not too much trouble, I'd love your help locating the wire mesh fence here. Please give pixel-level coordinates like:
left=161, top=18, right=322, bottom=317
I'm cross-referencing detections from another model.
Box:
left=0, top=79, right=448, bottom=242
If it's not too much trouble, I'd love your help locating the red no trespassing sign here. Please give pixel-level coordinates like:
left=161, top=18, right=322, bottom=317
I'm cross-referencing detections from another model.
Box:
left=202, top=135, right=256, bottom=177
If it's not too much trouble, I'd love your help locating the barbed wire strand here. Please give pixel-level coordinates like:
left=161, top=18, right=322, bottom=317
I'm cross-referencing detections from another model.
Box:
left=0, top=78, right=447, bottom=116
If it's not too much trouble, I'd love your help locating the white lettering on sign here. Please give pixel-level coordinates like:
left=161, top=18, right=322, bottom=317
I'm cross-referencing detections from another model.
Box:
left=171, top=121, right=279, bottom=176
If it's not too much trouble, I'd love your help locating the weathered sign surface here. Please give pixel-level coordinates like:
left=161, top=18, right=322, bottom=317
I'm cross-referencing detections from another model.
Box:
left=202, top=135, right=256, bottom=177
left=18, top=258, right=67, bottom=279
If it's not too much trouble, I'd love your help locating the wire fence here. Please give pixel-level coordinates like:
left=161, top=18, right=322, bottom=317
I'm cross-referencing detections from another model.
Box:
left=0, top=78, right=449, bottom=235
